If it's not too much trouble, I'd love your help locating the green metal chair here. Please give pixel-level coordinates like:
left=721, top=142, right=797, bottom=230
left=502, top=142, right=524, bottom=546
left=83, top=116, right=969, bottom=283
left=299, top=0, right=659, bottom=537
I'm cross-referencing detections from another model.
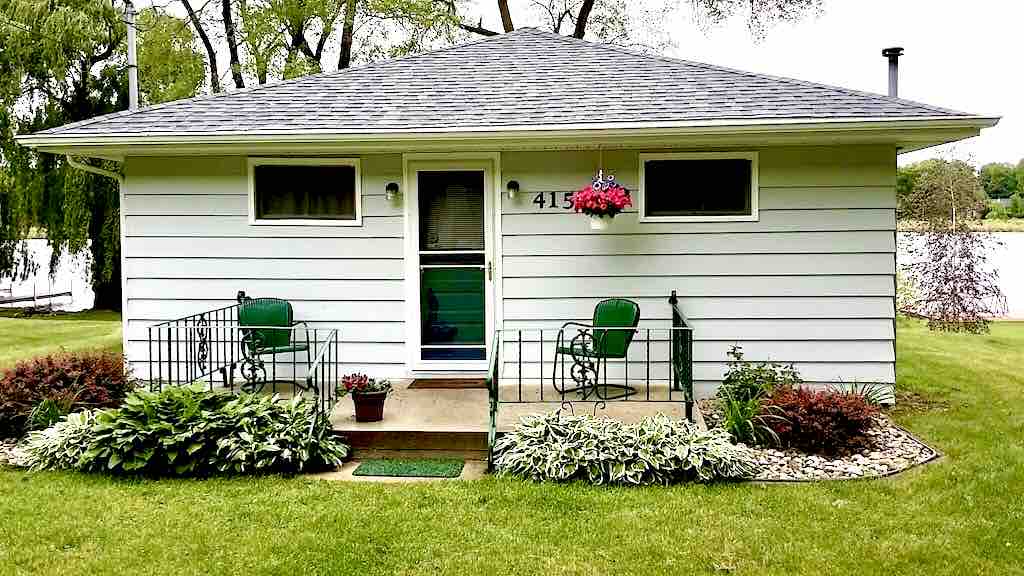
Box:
left=553, top=298, right=641, bottom=400
left=236, top=293, right=310, bottom=392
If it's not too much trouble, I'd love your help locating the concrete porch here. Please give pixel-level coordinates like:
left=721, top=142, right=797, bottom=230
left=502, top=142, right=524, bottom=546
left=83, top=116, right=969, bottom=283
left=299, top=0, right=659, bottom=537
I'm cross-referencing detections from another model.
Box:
left=329, top=378, right=704, bottom=460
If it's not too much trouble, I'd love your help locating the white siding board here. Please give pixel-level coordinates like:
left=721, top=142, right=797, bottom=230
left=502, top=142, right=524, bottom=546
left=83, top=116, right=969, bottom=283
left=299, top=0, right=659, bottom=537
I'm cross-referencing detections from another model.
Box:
left=126, top=278, right=403, bottom=301
left=127, top=299, right=405, bottom=322
left=502, top=253, right=895, bottom=277
left=125, top=215, right=403, bottom=237
left=501, top=319, right=895, bottom=341
left=503, top=275, right=894, bottom=299
left=502, top=209, right=895, bottom=235
left=126, top=320, right=405, bottom=343
left=123, top=237, right=402, bottom=259
left=503, top=339, right=894, bottom=363
left=499, top=361, right=895, bottom=383
left=758, top=187, right=896, bottom=210
left=124, top=258, right=403, bottom=280
left=503, top=231, right=895, bottom=256
left=503, top=297, right=894, bottom=321
left=123, top=193, right=400, bottom=218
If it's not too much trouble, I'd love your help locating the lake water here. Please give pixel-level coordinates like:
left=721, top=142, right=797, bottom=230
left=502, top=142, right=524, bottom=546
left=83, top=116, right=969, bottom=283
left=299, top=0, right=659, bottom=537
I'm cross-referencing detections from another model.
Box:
left=0, top=239, right=94, bottom=311
left=3, top=234, right=1022, bottom=318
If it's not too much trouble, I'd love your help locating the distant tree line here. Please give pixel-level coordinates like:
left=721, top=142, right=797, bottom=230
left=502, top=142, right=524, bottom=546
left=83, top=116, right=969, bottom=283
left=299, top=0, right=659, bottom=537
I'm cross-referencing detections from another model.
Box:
left=899, top=158, right=1024, bottom=221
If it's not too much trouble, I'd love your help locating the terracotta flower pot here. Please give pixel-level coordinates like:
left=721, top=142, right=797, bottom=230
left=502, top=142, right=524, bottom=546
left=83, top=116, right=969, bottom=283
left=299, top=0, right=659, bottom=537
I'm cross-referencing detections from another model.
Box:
left=352, top=390, right=387, bottom=422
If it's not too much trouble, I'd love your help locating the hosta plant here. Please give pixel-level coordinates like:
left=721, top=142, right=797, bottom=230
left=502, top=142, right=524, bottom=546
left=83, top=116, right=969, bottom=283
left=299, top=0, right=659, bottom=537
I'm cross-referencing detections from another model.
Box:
left=75, top=384, right=348, bottom=476
left=15, top=410, right=99, bottom=471
left=494, top=411, right=759, bottom=486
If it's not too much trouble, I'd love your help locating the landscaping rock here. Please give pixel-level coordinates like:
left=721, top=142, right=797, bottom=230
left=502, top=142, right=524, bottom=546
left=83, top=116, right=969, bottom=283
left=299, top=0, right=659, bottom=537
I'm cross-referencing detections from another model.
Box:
left=0, top=437, right=21, bottom=468
left=698, top=402, right=939, bottom=481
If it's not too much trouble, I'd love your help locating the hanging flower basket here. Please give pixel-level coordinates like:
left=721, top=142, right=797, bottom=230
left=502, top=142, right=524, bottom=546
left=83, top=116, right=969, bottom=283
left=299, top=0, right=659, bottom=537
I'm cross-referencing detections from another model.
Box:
left=572, top=170, right=631, bottom=231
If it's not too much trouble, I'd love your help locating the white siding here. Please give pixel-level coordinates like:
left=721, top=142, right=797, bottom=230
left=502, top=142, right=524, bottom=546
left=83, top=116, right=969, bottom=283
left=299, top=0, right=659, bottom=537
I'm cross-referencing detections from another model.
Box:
left=122, top=145, right=897, bottom=393
left=499, top=146, right=897, bottom=397
left=122, top=154, right=408, bottom=379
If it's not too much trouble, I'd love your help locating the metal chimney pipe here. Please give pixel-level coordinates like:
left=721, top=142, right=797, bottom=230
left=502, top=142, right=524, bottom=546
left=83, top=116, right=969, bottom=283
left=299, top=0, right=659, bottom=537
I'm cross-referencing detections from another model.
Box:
left=126, top=0, right=139, bottom=110
left=882, top=47, right=904, bottom=98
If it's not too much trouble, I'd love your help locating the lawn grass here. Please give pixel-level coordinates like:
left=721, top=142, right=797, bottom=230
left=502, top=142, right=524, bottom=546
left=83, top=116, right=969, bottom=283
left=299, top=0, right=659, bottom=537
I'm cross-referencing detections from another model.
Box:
left=1, top=319, right=1023, bottom=575
left=353, top=458, right=465, bottom=478
left=0, top=309, right=122, bottom=370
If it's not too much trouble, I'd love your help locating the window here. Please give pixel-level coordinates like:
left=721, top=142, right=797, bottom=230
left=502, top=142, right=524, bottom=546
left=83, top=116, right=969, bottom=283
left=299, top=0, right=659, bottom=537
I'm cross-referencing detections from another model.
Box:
left=638, top=152, right=758, bottom=222
left=248, top=158, right=361, bottom=225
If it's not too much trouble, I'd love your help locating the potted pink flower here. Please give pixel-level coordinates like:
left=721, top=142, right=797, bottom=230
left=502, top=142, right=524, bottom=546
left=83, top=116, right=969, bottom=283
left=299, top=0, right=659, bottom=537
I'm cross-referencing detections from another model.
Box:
left=339, top=373, right=392, bottom=422
left=572, top=171, right=632, bottom=230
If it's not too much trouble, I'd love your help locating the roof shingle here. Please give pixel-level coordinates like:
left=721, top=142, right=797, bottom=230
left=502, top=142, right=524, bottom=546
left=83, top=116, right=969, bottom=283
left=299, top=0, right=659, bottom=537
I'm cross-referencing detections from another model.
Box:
left=35, top=28, right=974, bottom=138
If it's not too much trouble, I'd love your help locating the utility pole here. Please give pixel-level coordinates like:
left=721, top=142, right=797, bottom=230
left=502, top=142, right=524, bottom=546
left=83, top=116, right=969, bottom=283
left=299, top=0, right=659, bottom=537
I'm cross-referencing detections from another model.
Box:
left=126, top=0, right=139, bottom=110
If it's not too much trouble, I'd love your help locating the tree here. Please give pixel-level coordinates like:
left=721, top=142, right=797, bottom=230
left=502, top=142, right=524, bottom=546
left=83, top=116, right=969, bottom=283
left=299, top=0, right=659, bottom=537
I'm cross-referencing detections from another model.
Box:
left=978, top=162, right=1019, bottom=199
left=0, top=0, right=129, bottom=309
left=136, top=9, right=206, bottom=104
left=445, top=0, right=823, bottom=49
left=901, top=159, right=1007, bottom=333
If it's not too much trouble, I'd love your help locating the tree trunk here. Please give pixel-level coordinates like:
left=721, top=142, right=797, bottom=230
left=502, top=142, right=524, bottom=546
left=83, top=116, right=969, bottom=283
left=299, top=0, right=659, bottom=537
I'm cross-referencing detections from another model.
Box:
left=498, top=0, right=514, bottom=32
left=182, top=0, right=222, bottom=93
left=86, top=174, right=122, bottom=312
left=573, top=0, right=595, bottom=38
left=222, top=0, right=245, bottom=88
left=338, top=0, right=357, bottom=69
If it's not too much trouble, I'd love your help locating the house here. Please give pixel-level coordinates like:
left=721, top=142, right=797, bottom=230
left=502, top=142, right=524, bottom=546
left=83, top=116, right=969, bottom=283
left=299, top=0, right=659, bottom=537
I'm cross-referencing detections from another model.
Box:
left=17, top=29, right=996, bottom=408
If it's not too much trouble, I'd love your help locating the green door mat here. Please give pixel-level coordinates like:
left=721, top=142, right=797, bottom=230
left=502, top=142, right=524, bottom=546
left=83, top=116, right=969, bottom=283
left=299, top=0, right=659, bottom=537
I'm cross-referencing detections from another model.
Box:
left=352, top=459, right=465, bottom=478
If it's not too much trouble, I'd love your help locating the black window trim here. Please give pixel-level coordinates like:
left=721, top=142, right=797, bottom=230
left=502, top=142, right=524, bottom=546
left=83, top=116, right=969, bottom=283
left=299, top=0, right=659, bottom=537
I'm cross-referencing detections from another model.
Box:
left=247, top=157, right=362, bottom=226
left=638, top=152, right=759, bottom=223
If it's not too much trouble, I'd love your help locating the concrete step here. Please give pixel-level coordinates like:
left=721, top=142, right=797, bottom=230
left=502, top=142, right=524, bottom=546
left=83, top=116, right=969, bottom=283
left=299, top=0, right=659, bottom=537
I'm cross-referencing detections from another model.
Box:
left=337, top=430, right=488, bottom=461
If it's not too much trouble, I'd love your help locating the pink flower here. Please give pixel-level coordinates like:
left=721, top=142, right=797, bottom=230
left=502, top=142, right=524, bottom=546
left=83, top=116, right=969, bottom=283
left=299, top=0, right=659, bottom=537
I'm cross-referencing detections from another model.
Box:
left=572, top=182, right=631, bottom=218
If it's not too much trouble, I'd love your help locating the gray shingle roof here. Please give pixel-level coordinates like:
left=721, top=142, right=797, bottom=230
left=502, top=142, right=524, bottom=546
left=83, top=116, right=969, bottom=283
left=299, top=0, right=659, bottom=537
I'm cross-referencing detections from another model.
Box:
left=34, top=28, right=975, bottom=138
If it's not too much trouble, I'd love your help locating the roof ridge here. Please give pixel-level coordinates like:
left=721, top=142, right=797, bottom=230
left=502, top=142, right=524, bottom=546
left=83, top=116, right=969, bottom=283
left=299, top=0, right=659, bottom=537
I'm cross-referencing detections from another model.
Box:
left=531, top=29, right=969, bottom=117
left=40, top=29, right=531, bottom=136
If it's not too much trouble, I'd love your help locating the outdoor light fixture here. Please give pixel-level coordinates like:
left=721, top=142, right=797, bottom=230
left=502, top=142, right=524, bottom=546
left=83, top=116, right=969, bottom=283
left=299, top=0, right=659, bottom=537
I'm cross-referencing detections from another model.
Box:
left=507, top=180, right=520, bottom=200
left=385, top=182, right=400, bottom=201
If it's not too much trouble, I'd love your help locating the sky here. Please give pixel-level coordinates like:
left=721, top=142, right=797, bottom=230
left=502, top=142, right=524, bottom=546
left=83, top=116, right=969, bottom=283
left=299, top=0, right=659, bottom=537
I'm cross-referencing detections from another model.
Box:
left=465, top=0, right=1021, bottom=166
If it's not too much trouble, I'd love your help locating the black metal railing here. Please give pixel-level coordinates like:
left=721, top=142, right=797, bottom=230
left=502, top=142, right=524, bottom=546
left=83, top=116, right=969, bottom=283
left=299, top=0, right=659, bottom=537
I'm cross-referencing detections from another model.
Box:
left=670, top=289, right=695, bottom=421
left=486, top=293, right=694, bottom=469
left=145, top=303, right=339, bottom=417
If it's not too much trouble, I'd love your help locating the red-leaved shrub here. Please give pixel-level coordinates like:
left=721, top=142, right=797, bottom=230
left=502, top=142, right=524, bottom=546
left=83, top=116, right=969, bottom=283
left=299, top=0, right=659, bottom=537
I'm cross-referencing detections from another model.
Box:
left=764, top=387, right=879, bottom=453
left=0, top=351, right=135, bottom=436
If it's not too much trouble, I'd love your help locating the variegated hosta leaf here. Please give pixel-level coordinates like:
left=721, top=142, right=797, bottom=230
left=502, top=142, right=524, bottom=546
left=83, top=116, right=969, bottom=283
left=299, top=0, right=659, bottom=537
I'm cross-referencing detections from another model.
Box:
left=494, top=411, right=760, bottom=486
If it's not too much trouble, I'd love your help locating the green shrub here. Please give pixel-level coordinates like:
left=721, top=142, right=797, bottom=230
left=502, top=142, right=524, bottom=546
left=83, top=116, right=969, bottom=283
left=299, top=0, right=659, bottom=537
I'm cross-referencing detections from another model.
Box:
left=1010, top=194, right=1024, bottom=218
left=0, top=351, right=135, bottom=437
left=16, top=410, right=99, bottom=471
left=75, top=385, right=348, bottom=476
left=985, top=202, right=1010, bottom=220
left=717, top=345, right=801, bottom=403
left=718, top=386, right=781, bottom=446
left=715, top=346, right=800, bottom=445
left=494, top=412, right=759, bottom=485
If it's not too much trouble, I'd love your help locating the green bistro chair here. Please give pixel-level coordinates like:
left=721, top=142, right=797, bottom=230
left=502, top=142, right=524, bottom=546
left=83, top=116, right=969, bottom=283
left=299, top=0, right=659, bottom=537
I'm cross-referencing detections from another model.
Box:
left=236, top=293, right=311, bottom=392
left=553, top=298, right=641, bottom=400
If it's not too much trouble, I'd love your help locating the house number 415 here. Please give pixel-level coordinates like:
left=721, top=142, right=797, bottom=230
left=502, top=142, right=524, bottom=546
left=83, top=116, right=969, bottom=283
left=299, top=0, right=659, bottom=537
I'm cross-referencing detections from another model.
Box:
left=533, top=192, right=573, bottom=210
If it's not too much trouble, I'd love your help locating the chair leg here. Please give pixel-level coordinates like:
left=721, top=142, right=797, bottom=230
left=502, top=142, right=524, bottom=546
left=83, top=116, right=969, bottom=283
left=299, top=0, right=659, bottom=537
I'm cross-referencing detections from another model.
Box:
left=594, top=357, right=636, bottom=401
